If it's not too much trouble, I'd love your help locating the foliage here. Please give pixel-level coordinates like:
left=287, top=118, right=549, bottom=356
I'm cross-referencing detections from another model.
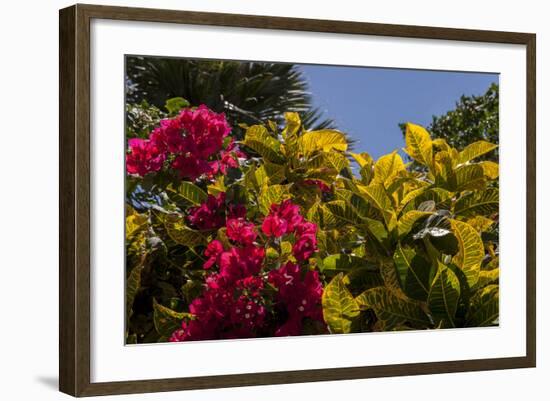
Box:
left=126, top=57, right=334, bottom=132
left=401, top=83, right=499, bottom=163
left=126, top=100, right=499, bottom=343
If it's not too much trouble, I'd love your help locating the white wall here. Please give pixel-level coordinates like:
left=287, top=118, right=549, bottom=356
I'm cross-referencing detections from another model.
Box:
left=0, top=1, right=546, bottom=400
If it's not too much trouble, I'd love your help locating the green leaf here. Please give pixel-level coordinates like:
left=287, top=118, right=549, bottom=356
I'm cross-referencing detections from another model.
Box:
left=373, top=151, right=405, bottom=186
left=243, top=125, right=285, bottom=163
left=397, top=210, right=432, bottom=238
left=322, top=254, right=376, bottom=272
left=450, top=219, right=484, bottom=287
left=298, top=129, right=348, bottom=155
left=449, top=164, right=486, bottom=192
left=164, top=97, right=190, bottom=115
left=457, top=141, right=498, bottom=165
left=475, top=268, right=499, bottom=290
left=166, top=181, right=207, bottom=206
left=357, top=184, right=396, bottom=228
left=126, top=208, right=148, bottom=239
left=263, top=160, right=286, bottom=184
left=284, top=111, right=301, bottom=134
left=207, top=175, right=226, bottom=195
left=479, top=161, right=499, bottom=179
left=466, top=216, right=495, bottom=233
left=358, top=184, right=392, bottom=212
left=393, top=244, right=433, bottom=301
left=404, top=123, right=433, bottom=167
left=467, top=284, right=499, bottom=327
left=164, top=214, right=207, bottom=247
left=350, top=152, right=373, bottom=168
left=428, top=262, right=461, bottom=327
left=153, top=299, right=192, bottom=336
left=454, top=189, right=499, bottom=218
left=322, top=273, right=360, bottom=334
left=356, top=287, right=431, bottom=330
left=126, top=263, right=143, bottom=318
left=324, top=200, right=363, bottom=226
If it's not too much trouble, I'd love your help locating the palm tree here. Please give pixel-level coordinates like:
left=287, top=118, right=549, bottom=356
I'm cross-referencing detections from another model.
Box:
left=126, top=56, right=334, bottom=130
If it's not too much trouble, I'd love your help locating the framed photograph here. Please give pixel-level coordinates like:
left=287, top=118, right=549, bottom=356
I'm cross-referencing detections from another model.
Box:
left=59, top=4, right=536, bottom=397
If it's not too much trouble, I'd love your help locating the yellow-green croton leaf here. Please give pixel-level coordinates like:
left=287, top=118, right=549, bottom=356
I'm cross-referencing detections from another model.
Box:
left=298, top=129, right=348, bottom=155
left=428, top=262, right=461, bottom=327
left=322, top=273, right=359, bottom=334
left=356, top=287, right=431, bottom=330
left=404, top=122, right=433, bottom=168
left=373, top=151, right=406, bottom=187
left=457, top=140, right=498, bottom=165
left=450, top=219, right=484, bottom=287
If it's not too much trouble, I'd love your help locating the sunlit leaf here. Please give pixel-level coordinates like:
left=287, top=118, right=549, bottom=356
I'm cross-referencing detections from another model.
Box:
left=126, top=207, right=148, bottom=239
left=457, top=141, right=498, bottom=165
left=454, top=189, right=499, bottom=218
left=322, top=273, right=359, bottom=334
left=357, top=183, right=396, bottom=228
left=450, top=219, right=484, bottom=287
left=243, top=125, right=285, bottom=163
left=479, top=161, right=499, bottom=179
left=404, top=123, right=433, bottom=167
left=428, top=262, right=461, bottom=327
left=449, top=164, right=486, bottom=192
left=356, top=287, right=431, bottom=330
left=397, top=210, right=433, bottom=238
left=467, top=284, right=499, bottom=327
left=475, top=268, right=499, bottom=290
left=325, top=200, right=363, bottom=226
left=166, top=181, right=207, bottom=206
left=298, top=129, right=348, bottom=154
left=373, top=151, right=405, bottom=187
left=350, top=152, right=373, bottom=168
left=164, top=97, right=189, bottom=115
left=207, top=175, right=226, bottom=195
left=164, top=214, right=207, bottom=247
left=466, top=215, right=495, bottom=233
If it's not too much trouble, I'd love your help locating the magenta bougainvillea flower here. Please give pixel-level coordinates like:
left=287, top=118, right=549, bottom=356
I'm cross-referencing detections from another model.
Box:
left=226, top=218, right=258, bottom=245
left=292, top=233, right=318, bottom=262
left=268, top=262, right=324, bottom=336
left=125, top=138, right=166, bottom=176
left=271, top=199, right=305, bottom=233
left=261, top=214, right=288, bottom=237
left=219, top=246, right=265, bottom=283
left=170, top=200, right=325, bottom=342
left=187, top=193, right=227, bottom=230
left=203, top=240, right=224, bottom=270
left=126, top=104, right=243, bottom=180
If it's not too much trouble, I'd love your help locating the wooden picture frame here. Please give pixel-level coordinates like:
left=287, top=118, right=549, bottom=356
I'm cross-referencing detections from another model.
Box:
left=59, top=3, right=536, bottom=397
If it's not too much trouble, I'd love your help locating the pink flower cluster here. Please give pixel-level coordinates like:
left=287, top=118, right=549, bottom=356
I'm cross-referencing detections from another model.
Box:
left=126, top=105, right=244, bottom=180
left=262, top=199, right=319, bottom=261
left=186, top=192, right=247, bottom=231
left=268, top=262, right=324, bottom=336
left=170, top=200, right=325, bottom=341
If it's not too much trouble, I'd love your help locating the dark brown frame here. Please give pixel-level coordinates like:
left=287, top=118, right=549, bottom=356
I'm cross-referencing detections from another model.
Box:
left=59, top=3, right=536, bottom=397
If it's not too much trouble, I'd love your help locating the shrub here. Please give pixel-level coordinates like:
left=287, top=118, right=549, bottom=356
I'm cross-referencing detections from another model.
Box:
left=125, top=101, right=499, bottom=343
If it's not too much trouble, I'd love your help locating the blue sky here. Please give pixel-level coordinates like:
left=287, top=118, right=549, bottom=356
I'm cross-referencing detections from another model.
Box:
left=298, top=65, right=498, bottom=159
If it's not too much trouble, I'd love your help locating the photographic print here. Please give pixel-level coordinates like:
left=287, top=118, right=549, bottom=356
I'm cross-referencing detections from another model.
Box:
left=124, top=56, right=499, bottom=344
